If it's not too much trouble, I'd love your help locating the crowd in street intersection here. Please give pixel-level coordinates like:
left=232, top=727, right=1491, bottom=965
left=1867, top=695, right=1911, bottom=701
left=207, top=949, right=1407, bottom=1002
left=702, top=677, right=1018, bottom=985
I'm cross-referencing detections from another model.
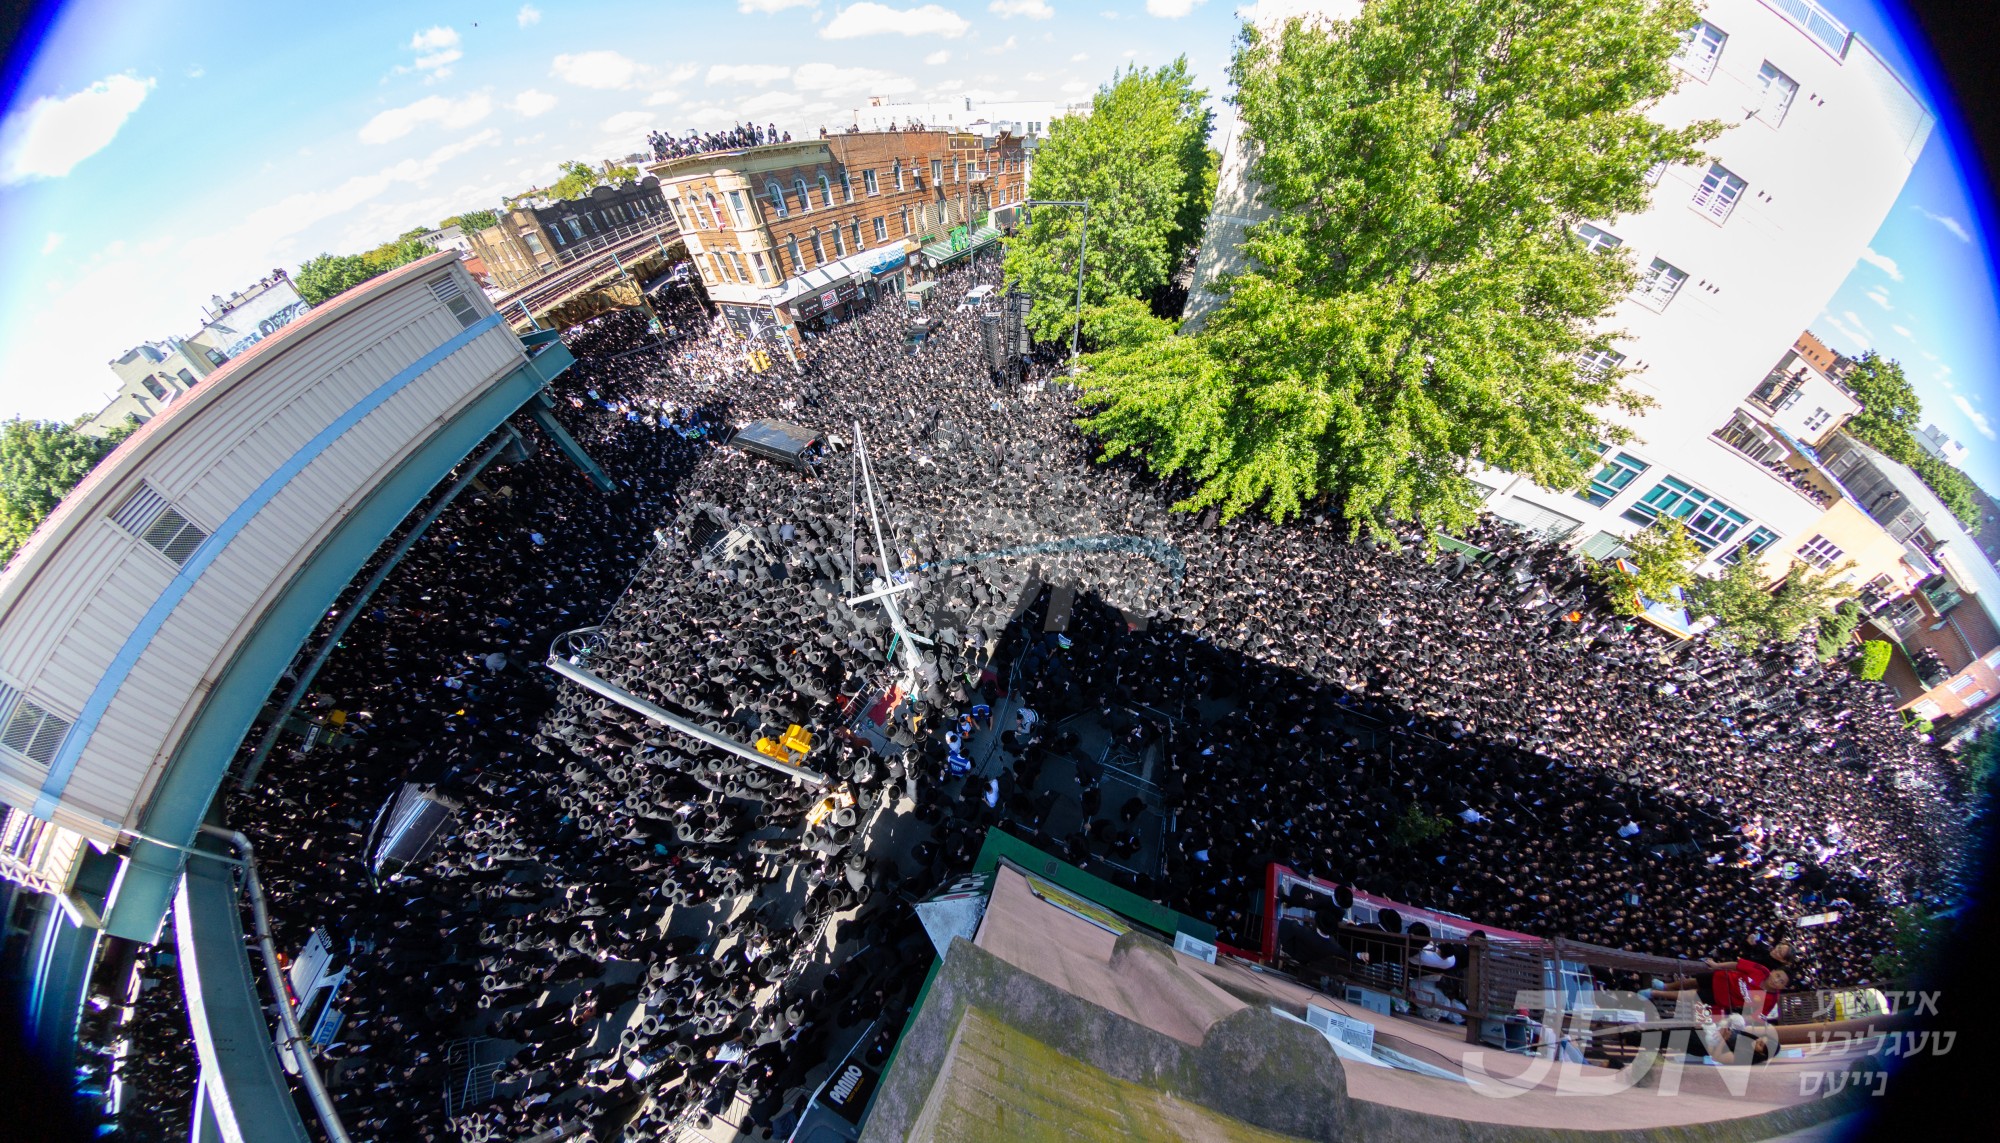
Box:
left=116, top=252, right=1967, bottom=1140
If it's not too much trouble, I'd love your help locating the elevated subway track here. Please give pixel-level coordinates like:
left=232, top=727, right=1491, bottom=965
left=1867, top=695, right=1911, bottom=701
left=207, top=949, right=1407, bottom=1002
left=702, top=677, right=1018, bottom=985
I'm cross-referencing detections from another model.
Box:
left=493, top=223, right=686, bottom=330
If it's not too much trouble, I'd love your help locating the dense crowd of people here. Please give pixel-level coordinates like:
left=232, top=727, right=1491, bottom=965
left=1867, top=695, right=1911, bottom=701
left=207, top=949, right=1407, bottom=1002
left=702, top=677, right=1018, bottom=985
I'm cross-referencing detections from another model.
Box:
left=647, top=123, right=790, bottom=162
left=106, top=251, right=1971, bottom=1140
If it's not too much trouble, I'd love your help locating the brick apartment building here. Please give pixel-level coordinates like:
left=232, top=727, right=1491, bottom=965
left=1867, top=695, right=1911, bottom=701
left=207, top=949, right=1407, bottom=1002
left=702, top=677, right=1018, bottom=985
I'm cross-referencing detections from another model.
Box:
left=647, top=129, right=1027, bottom=339
left=468, top=176, right=673, bottom=291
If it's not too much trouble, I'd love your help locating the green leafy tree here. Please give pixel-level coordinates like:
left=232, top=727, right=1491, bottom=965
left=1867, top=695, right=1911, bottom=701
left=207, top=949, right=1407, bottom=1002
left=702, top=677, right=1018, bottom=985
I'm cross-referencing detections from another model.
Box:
left=1855, top=639, right=1892, bottom=681
left=448, top=209, right=500, bottom=233
left=295, top=253, right=377, bottom=305
left=1869, top=904, right=1954, bottom=984
left=1591, top=517, right=1700, bottom=616
left=550, top=160, right=606, bottom=201
left=1389, top=804, right=1451, bottom=849
left=1002, top=59, right=1215, bottom=348
left=0, top=417, right=130, bottom=565
left=1075, top=0, right=1719, bottom=533
left=1837, top=352, right=1980, bottom=532
left=1841, top=352, right=1921, bottom=455
left=295, top=237, right=433, bottom=305
left=1816, top=599, right=1863, bottom=661
left=605, top=163, right=640, bottom=184
left=1692, top=558, right=1852, bottom=650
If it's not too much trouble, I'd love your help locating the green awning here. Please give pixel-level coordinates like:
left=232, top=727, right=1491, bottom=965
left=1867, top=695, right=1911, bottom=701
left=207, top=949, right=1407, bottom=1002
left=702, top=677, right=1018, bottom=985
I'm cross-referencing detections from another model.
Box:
left=920, top=223, right=1001, bottom=266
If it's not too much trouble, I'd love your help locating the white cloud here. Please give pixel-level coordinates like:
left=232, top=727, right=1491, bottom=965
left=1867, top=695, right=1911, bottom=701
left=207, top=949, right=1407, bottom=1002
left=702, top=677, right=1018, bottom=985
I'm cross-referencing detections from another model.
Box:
left=1856, top=246, right=1903, bottom=282
left=40, top=232, right=62, bottom=255
left=1146, top=0, right=1205, bottom=16
left=0, top=74, right=154, bottom=184
left=507, top=89, right=558, bottom=117
left=646, top=90, right=683, bottom=107
left=408, top=26, right=463, bottom=73
left=1865, top=287, right=1892, bottom=310
left=822, top=3, right=970, bottom=39
left=740, top=0, right=819, bottom=10
left=186, top=65, right=205, bottom=79
left=358, top=93, right=494, bottom=144
left=1953, top=393, right=1996, bottom=440
left=1891, top=324, right=1913, bottom=339
left=1820, top=310, right=1869, bottom=349
left=1070, top=52, right=1089, bottom=61
left=517, top=4, right=542, bottom=26
left=741, top=90, right=807, bottom=116
left=1060, top=80, right=1091, bottom=95
left=601, top=110, right=656, bottom=136
left=793, top=62, right=915, bottom=98
left=551, top=51, right=644, bottom=89
left=708, top=64, right=793, bottom=86
left=925, top=50, right=951, bottom=65
left=990, top=35, right=1019, bottom=52
left=991, top=0, right=1055, bottom=17
left=1916, top=206, right=1973, bottom=243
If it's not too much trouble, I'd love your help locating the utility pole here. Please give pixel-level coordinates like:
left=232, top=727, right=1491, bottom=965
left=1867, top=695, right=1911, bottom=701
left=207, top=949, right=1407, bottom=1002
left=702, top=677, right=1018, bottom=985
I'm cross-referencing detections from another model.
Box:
left=848, top=423, right=929, bottom=699
left=1023, top=198, right=1090, bottom=377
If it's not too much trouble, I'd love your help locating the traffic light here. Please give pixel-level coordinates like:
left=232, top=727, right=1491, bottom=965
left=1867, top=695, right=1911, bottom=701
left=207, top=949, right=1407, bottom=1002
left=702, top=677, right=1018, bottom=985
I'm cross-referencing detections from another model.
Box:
left=749, top=349, right=771, bottom=373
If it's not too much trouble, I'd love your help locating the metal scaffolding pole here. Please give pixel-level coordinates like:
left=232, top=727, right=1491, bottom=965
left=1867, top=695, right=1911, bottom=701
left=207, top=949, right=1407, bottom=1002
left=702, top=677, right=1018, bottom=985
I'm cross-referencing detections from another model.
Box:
left=197, top=827, right=354, bottom=1143
left=544, top=631, right=827, bottom=786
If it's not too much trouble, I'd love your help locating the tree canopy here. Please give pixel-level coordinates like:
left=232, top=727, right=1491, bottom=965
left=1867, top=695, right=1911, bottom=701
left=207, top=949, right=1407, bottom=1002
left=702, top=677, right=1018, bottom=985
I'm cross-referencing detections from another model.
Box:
left=1, top=418, right=130, bottom=566
left=1838, top=352, right=1982, bottom=533
left=1074, top=0, right=1719, bottom=535
left=1001, top=59, right=1215, bottom=348
left=295, top=235, right=432, bottom=305
left=448, top=209, right=500, bottom=233
left=1591, top=517, right=1699, bottom=616
left=1691, top=557, right=1852, bottom=650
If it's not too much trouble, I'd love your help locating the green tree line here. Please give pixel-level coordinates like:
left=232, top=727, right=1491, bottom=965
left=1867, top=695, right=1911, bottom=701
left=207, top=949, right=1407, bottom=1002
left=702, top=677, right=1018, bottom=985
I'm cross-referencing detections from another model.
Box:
left=1067, top=0, right=1719, bottom=538
left=1839, top=352, right=1983, bottom=534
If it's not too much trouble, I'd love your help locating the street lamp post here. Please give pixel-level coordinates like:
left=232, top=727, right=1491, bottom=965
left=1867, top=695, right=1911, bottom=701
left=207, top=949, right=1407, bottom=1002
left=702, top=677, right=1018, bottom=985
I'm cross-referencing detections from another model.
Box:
left=1023, top=198, right=1090, bottom=376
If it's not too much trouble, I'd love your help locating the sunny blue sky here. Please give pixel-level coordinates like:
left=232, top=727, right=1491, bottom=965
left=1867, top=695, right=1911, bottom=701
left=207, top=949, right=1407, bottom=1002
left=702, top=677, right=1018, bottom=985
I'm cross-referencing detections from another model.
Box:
left=1, top=1, right=1995, bottom=494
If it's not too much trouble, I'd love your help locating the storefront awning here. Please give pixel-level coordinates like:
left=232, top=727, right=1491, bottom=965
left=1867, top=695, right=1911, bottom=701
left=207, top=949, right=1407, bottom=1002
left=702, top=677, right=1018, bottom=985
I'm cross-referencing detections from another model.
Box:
left=920, top=223, right=1002, bottom=267
left=767, top=243, right=909, bottom=309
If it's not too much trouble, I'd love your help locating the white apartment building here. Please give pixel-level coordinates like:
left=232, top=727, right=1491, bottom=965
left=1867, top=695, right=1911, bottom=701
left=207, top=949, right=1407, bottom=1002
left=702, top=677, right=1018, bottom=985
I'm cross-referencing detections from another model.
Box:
left=1474, top=0, right=1933, bottom=580
left=1916, top=423, right=1969, bottom=466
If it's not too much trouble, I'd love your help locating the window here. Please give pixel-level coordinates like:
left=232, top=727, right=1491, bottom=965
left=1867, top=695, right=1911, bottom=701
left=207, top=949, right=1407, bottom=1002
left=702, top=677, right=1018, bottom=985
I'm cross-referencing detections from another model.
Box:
left=873, top=217, right=887, bottom=242
left=429, top=275, right=480, bottom=328
left=730, top=250, right=748, bottom=280
left=840, top=170, right=853, bottom=202
left=794, top=179, right=811, bottom=213
left=566, top=218, right=584, bottom=240
left=1983, top=648, right=2000, bottom=669
left=819, top=175, right=833, bottom=208
left=1720, top=526, right=1780, bottom=565
left=811, top=231, right=825, bottom=265
left=787, top=236, right=802, bottom=274
left=834, top=226, right=846, bottom=257
left=0, top=696, right=71, bottom=768
left=1692, top=163, right=1747, bottom=222
left=1913, top=699, right=1943, bottom=721
left=956, top=158, right=964, bottom=182
left=894, top=160, right=906, bottom=192
left=1967, top=690, right=1990, bottom=706
left=1622, top=477, right=1749, bottom=550
left=931, top=159, right=943, bottom=185
left=864, top=169, right=880, bottom=196
left=900, top=206, right=911, bottom=235
left=112, top=483, right=210, bottom=566
left=851, top=220, right=864, bottom=251
left=1577, top=346, right=1625, bottom=380
left=1798, top=534, right=1845, bottom=568
left=141, top=375, right=167, bottom=400
left=1948, top=675, right=1977, bottom=694
left=1756, top=61, right=1800, bottom=125
left=767, top=180, right=788, bottom=218
left=176, top=369, right=195, bottom=387
left=752, top=251, right=770, bottom=284
left=1635, top=257, right=1688, bottom=310
left=706, top=194, right=723, bottom=228
left=1575, top=223, right=1622, bottom=252
left=1577, top=451, right=1648, bottom=506
left=727, top=190, right=748, bottom=227
left=1673, top=20, right=1727, bottom=81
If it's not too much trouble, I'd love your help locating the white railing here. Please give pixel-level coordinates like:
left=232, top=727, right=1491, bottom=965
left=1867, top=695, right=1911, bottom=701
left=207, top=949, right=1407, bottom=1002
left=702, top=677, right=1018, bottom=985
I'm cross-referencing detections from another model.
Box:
left=1763, top=0, right=1851, bottom=59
